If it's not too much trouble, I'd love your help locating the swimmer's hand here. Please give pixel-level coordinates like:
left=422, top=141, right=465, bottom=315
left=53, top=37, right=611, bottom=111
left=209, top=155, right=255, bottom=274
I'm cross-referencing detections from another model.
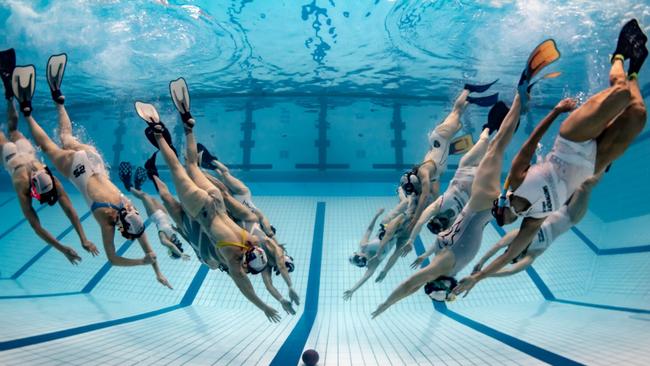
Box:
left=454, top=275, right=478, bottom=298
left=263, top=306, right=281, bottom=323
left=143, top=252, right=157, bottom=265
left=410, top=255, right=426, bottom=269
left=289, top=287, right=300, bottom=305
left=157, top=275, right=173, bottom=289
left=181, top=253, right=191, bottom=261
left=62, top=246, right=81, bottom=265
left=376, top=208, right=385, bottom=215
left=81, top=239, right=100, bottom=256
left=343, top=289, right=354, bottom=301
left=371, top=302, right=389, bottom=319
left=375, top=270, right=388, bottom=283
left=554, top=98, right=577, bottom=113
left=400, top=242, right=413, bottom=257
left=280, top=299, right=296, bottom=315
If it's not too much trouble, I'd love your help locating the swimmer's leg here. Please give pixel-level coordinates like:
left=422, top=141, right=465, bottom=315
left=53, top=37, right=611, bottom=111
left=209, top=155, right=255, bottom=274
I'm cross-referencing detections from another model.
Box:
left=183, top=126, right=227, bottom=213
left=212, top=160, right=250, bottom=196
left=594, top=77, right=646, bottom=173
left=56, top=104, right=98, bottom=155
left=467, top=94, right=522, bottom=211
left=566, top=172, right=603, bottom=224
left=458, top=128, right=490, bottom=169
left=152, top=176, right=183, bottom=226
left=130, top=188, right=165, bottom=217
left=559, top=59, right=632, bottom=142
left=24, top=114, right=75, bottom=176
left=428, top=89, right=468, bottom=143
left=372, top=250, right=454, bottom=318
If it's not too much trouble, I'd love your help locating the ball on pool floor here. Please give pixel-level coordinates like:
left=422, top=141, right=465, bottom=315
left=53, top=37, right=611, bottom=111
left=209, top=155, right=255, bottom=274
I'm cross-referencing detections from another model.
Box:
left=302, top=349, right=319, bottom=366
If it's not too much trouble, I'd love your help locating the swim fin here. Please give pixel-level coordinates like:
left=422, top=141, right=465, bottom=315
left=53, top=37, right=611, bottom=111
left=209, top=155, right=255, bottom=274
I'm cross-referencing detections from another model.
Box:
left=197, top=143, right=218, bottom=169
left=11, top=65, right=36, bottom=117
left=134, top=167, right=147, bottom=190
left=144, top=152, right=160, bottom=191
left=46, top=53, right=67, bottom=104
left=448, top=134, right=474, bottom=155
left=169, top=77, right=194, bottom=127
left=135, top=101, right=178, bottom=156
left=527, top=71, right=562, bottom=93
left=466, top=92, right=499, bottom=107
left=518, top=39, right=561, bottom=110
left=464, top=79, right=498, bottom=93
left=483, top=101, right=510, bottom=135
left=118, top=162, right=133, bottom=191
left=612, top=19, right=647, bottom=62
left=0, top=48, right=16, bottom=99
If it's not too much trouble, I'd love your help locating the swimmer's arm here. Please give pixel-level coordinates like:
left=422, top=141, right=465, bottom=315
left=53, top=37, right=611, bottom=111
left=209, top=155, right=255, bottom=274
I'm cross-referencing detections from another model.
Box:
left=362, top=208, right=385, bottom=243
left=489, top=255, right=534, bottom=278
left=101, top=224, right=149, bottom=266
left=473, top=217, right=544, bottom=281
left=372, top=215, right=402, bottom=261
left=17, top=189, right=68, bottom=253
left=406, top=198, right=442, bottom=247
left=345, top=257, right=380, bottom=296
left=159, top=232, right=182, bottom=257
left=255, top=211, right=275, bottom=238
left=566, top=172, right=602, bottom=223
left=228, top=259, right=274, bottom=312
left=509, top=100, right=574, bottom=187
left=261, top=269, right=283, bottom=302
left=55, top=180, right=98, bottom=255
left=474, top=230, right=518, bottom=272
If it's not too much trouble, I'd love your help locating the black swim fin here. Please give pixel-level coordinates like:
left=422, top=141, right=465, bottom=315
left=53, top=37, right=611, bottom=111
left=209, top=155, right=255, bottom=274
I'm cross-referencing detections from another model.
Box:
left=464, top=79, right=498, bottom=93
left=612, top=19, right=647, bottom=61
left=118, top=162, right=133, bottom=191
left=483, top=101, right=510, bottom=135
left=197, top=143, right=218, bottom=169
left=467, top=92, right=499, bottom=107
left=134, top=167, right=147, bottom=190
left=144, top=126, right=178, bottom=157
left=144, top=152, right=160, bottom=191
left=0, top=48, right=16, bottom=99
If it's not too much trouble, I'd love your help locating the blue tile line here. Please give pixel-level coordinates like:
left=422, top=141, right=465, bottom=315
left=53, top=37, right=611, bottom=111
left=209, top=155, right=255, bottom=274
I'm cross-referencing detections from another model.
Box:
left=81, top=218, right=153, bottom=293
left=491, top=222, right=650, bottom=313
left=10, top=211, right=93, bottom=279
left=0, top=196, right=15, bottom=207
left=0, top=263, right=209, bottom=351
left=0, top=204, right=49, bottom=241
left=571, top=226, right=650, bottom=255
left=270, top=201, right=326, bottom=366
left=413, top=236, right=584, bottom=366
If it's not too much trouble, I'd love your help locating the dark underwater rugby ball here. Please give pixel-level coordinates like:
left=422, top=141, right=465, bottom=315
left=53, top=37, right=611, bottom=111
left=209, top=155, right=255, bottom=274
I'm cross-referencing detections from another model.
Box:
left=302, top=349, right=319, bottom=366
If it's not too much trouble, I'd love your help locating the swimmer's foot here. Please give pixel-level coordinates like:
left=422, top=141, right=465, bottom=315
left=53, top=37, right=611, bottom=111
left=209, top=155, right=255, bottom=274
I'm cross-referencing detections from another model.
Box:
left=169, top=77, right=194, bottom=128
left=612, top=19, right=647, bottom=62
left=134, top=167, right=147, bottom=190
left=118, top=162, right=133, bottom=191
left=197, top=143, right=219, bottom=169
left=46, top=53, right=67, bottom=105
left=0, top=48, right=16, bottom=99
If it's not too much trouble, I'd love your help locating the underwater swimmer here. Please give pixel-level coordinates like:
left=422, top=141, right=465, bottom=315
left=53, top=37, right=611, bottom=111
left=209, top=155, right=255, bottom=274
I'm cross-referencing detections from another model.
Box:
left=473, top=172, right=602, bottom=279
left=0, top=49, right=98, bottom=263
left=460, top=20, right=648, bottom=296
left=14, top=54, right=171, bottom=288
left=136, top=98, right=281, bottom=323
left=404, top=83, right=499, bottom=235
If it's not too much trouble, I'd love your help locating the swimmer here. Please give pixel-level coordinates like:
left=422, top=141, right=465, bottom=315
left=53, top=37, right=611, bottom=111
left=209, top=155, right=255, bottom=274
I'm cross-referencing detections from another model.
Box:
left=13, top=54, right=171, bottom=288
left=135, top=96, right=281, bottom=322
left=472, top=172, right=602, bottom=278
left=459, top=20, right=648, bottom=295
left=371, top=41, right=555, bottom=317
left=405, top=103, right=508, bottom=261
left=118, top=162, right=190, bottom=261
left=0, top=49, right=98, bottom=263
left=403, top=82, right=499, bottom=234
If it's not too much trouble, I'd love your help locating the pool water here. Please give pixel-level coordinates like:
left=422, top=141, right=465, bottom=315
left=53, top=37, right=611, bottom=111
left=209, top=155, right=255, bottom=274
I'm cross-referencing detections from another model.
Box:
left=1, top=1, right=650, bottom=365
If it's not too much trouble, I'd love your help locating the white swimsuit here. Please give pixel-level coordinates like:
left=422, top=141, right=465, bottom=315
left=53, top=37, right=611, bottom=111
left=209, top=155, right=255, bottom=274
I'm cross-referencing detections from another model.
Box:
left=2, top=139, right=38, bottom=176
left=512, top=136, right=596, bottom=218
left=233, top=192, right=258, bottom=212
left=425, top=130, right=451, bottom=181
left=529, top=205, right=574, bottom=253
left=438, top=166, right=475, bottom=218
left=69, top=150, right=108, bottom=205
left=151, top=209, right=175, bottom=238
left=361, top=237, right=391, bottom=262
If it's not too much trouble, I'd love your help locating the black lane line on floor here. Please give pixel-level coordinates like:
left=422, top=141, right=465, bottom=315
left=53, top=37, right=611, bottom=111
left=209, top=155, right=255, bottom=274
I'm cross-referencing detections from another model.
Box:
left=269, top=201, right=325, bottom=366
left=413, top=236, right=584, bottom=366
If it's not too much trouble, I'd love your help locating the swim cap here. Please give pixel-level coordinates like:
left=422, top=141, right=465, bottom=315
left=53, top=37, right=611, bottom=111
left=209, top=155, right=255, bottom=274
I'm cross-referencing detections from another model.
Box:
left=245, top=246, right=268, bottom=274
left=30, top=167, right=58, bottom=206
left=400, top=170, right=420, bottom=195
left=117, top=206, right=145, bottom=240
left=349, top=254, right=367, bottom=268
left=424, top=276, right=458, bottom=302
left=274, top=254, right=295, bottom=275
left=427, top=216, right=450, bottom=235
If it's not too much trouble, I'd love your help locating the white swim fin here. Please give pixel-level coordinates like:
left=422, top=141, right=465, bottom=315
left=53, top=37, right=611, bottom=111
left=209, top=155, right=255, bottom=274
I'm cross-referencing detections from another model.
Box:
left=11, top=65, right=36, bottom=116
left=169, top=77, right=194, bottom=127
left=46, top=53, right=67, bottom=104
left=135, top=101, right=161, bottom=124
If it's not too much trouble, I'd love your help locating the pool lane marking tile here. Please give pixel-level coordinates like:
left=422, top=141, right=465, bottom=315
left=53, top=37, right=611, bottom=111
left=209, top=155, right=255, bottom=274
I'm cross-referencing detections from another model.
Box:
left=10, top=211, right=93, bottom=279
left=0, top=196, right=15, bottom=208
left=413, top=236, right=585, bottom=366
left=0, top=204, right=49, bottom=241
left=269, top=201, right=325, bottom=366
left=571, top=226, right=650, bottom=255
left=0, top=264, right=209, bottom=351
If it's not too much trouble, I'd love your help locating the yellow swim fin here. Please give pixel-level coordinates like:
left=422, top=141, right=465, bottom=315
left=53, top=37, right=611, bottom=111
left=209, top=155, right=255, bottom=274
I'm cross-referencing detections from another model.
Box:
left=449, top=134, right=474, bottom=155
